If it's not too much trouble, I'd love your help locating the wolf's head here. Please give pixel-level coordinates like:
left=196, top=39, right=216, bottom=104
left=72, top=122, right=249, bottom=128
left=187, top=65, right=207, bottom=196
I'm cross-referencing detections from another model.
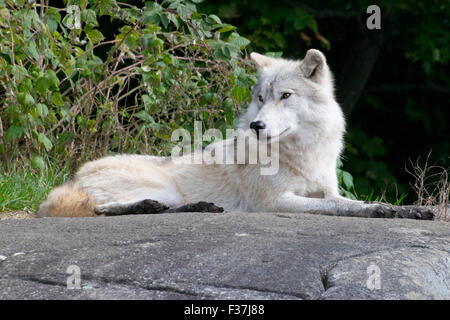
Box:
left=238, top=49, right=345, bottom=148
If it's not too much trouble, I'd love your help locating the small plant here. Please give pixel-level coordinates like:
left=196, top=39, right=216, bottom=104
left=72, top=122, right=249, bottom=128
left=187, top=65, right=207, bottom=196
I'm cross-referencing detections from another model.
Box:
left=407, top=152, right=450, bottom=221
left=336, top=158, right=357, bottom=200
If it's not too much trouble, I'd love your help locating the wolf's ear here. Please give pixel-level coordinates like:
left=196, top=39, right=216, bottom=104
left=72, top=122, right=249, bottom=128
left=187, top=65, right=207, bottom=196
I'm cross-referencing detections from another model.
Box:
left=300, top=49, right=326, bottom=79
left=250, top=52, right=275, bottom=68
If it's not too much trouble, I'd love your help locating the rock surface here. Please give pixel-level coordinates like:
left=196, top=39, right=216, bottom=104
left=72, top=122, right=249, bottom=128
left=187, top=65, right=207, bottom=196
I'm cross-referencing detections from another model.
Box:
left=0, top=212, right=449, bottom=300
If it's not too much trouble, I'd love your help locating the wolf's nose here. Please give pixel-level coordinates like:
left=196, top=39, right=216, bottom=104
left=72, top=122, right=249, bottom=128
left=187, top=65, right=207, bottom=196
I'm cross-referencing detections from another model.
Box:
left=250, top=121, right=266, bottom=134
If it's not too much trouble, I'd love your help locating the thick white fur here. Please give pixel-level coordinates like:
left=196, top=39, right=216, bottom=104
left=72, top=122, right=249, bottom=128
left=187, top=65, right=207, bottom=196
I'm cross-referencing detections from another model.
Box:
left=38, top=49, right=360, bottom=217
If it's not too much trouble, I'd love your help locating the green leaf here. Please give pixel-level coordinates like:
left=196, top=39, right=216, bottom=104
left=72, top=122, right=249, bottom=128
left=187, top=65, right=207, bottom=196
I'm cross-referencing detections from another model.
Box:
left=46, top=18, right=58, bottom=33
left=24, top=41, right=40, bottom=61
left=24, top=93, right=35, bottom=107
left=31, top=155, right=45, bottom=171
left=228, top=33, right=250, bottom=50
left=81, top=9, right=97, bottom=27
left=158, top=13, right=169, bottom=28
left=23, top=9, right=33, bottom=28
left=134, top=110, right=152, bottom=122
left=342, top=171, right=354, bottom=189
left=38, top=133, right=53, bottom=151
left=223, top=98, right=234, bottom=125
left=232, top=86, right=250, bottom=103
left=218, top=24, right=236, bottom=33
left=143, top=2, right=162, bottom=24
left=143, top=12, right=159, bottom=25
left=36, top=77, right=50, bottom=94
left=177, top=5, right=194, bottom=20
left=36, top=103, right=48, bottom=118
left=96, top=0, right=116, bottom=16
left=36, top=70, right=59, bottom=94
left=0, top=8, right=10, bottom=21
left=213, top=45, right=231, bottom=61
left=166, top=12, right=179, bottom=29
left=51, top=92, right=64, bottom=106
left=19, top=78, right=33, bottom=92
left=10, top=66, right=28, bottom=82
left=18, top=93, right=35, bottom=107
left=5, top=126, right=23, bottom=141
left=85, top=29, right=104, bottom=44
left=208, top=14, right=222, bottom=25
left=45, top=70, right=59, bottom=87
left=142, top=95, right=152, bottom=108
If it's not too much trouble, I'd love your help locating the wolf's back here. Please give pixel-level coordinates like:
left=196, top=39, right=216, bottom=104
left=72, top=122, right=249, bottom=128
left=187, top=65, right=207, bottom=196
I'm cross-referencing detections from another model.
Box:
left=36, top=182, right=97, bottom=217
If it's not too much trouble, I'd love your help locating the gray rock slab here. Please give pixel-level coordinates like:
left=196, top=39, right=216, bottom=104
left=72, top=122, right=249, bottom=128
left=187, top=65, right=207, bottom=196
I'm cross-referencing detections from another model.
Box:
left=0, top=212, right=449, bottom=300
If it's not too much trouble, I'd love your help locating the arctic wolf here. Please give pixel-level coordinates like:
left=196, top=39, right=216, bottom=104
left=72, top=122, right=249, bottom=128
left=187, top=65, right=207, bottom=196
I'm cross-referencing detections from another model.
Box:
left=37, top=49, right=434, bottom=219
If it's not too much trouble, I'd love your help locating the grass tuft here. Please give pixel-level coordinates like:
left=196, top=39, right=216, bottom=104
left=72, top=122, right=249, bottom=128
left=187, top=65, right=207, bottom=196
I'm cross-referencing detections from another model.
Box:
left=0, top=157, right=71, bottom=214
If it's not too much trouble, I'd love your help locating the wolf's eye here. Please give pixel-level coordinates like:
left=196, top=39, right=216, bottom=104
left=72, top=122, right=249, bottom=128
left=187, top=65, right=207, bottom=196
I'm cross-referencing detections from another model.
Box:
left=258, top=95, right=264, bottom=103
left=281, top=92, right=291, bottom=100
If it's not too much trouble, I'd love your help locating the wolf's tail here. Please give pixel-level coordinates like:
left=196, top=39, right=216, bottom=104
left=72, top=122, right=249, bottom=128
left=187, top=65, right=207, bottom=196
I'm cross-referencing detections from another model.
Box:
left=36, top=182, right=97, bottom=218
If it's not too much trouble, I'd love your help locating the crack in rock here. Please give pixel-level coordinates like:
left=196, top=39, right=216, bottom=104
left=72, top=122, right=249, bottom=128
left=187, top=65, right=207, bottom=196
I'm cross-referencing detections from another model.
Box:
left=190, top=281, right=307, bottom=300
left=3, top=275, right=66, bottom=288
left=320, top=262, right=337, bottom=292
left=11, top=272, right=305, bottom=299
left=81, top=275, right=304, bottom=299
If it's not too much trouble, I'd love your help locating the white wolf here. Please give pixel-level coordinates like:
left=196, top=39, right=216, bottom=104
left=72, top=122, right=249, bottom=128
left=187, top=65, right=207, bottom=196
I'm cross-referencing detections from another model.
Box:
left=37, top=49, right=434, bottom=219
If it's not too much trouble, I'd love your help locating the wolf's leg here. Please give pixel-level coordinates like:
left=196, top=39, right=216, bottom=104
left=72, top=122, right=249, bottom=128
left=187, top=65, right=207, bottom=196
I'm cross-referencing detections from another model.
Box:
left=94, top=199, right=168, bottom=216
left=273, top=193, right=435, bottom=220
left=166, top=201, right=224, bottom=213
left=329, top=195, right=445, bottom=219
left=95, top=200, right=224, bottom=216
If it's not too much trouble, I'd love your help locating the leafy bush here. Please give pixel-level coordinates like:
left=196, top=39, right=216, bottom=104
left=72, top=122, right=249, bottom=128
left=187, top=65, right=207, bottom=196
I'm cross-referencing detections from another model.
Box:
left=0, top=0, right=255, bottom=169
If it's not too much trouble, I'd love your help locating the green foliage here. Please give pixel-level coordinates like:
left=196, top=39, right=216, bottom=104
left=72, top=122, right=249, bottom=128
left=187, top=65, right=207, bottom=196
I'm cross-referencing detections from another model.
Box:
left=0, top=0, right=255, bottom=167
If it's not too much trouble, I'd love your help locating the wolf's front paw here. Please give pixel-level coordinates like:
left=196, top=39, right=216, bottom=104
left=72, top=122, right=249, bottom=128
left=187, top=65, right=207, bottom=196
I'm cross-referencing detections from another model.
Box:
left=167, top=201, right=224, bottom=213
left=190, top=201, right=224, bottom=213
left=94, top=206, right=108, bottom=216
left=370, top=204, right=396, bottom=219
left=395, top=206, right=435, bottom=220
left=137, top=199, right=169, bottom=214
left=371, top=204, right=435, bottom=220
left=94, top=199, right=169, bottom=216
left=94, top=205, right=120, bottom=216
